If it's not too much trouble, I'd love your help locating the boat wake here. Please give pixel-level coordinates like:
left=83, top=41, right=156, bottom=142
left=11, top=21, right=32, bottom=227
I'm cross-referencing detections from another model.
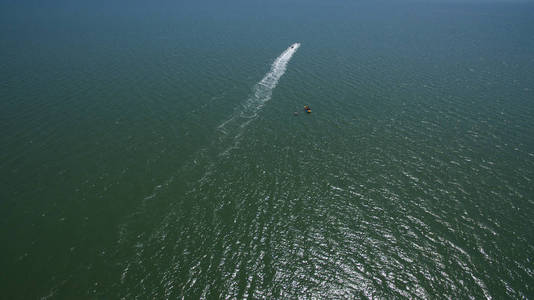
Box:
left=111, top=44, right=301, bottom=296
left=217, top=43, right=300, bottom=154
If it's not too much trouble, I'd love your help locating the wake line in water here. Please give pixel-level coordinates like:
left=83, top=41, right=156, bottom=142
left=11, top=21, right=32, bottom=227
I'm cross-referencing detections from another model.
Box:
left=120, top=43, right=301, bottom=225
left=115, top=43, right=301, bottom=268
left=218, top=43, right=300, bottom=133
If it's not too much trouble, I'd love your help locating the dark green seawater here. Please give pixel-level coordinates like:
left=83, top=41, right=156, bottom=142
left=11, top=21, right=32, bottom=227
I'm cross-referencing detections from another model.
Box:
left=2, top=0, right=534, bottom=298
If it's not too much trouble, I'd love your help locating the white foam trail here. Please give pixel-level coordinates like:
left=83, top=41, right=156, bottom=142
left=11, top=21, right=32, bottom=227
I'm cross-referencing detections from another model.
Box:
left=218, top=43, right=300, bottom=128
left=118, top=43, right=301, bottom=234
left=240, top=42, right=301, bottom=118
left=114, top=44, right=301, bottom=292
left=216, top=43, right=300, bottom=156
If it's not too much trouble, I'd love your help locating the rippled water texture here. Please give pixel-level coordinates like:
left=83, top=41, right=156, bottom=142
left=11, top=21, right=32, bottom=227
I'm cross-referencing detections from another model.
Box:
left=1, top=1, right=533, bottom=298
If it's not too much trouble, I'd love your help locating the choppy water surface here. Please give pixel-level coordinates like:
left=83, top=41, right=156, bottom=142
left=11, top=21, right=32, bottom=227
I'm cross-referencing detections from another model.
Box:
left=1, top=1, right=533, bottom=298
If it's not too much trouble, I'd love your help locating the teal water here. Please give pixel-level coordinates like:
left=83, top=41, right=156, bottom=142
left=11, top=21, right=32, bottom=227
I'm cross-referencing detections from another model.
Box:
left=1, top=0, right=534, bottom=298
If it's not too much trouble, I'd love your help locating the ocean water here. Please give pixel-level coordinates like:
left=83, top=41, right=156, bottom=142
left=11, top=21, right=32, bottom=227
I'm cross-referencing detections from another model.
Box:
left=1, top=0, right=534, bottom=298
